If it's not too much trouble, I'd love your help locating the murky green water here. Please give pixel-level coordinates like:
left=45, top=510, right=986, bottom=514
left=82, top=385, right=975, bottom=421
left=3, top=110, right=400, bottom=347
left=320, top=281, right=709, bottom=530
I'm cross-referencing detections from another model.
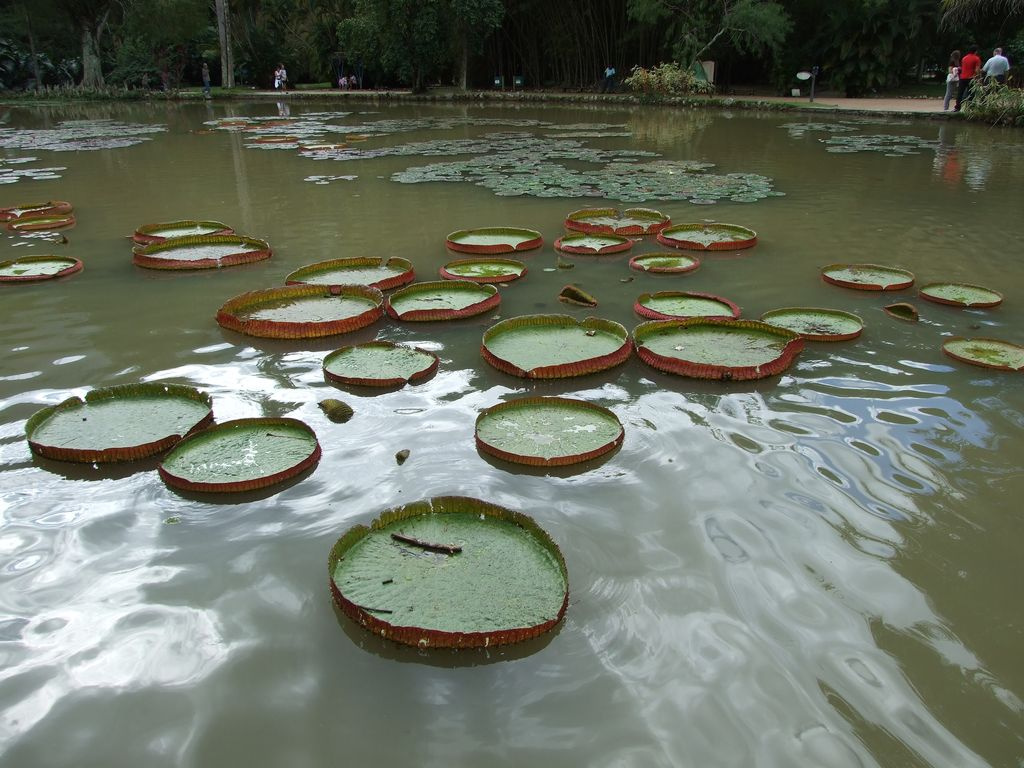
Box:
left=1, top=100, right=1022, bottom=767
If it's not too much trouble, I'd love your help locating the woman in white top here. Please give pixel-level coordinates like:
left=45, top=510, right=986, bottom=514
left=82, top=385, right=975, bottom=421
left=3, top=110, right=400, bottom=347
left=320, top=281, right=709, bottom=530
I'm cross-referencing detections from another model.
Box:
left=943, top=49, right=960, bottom=111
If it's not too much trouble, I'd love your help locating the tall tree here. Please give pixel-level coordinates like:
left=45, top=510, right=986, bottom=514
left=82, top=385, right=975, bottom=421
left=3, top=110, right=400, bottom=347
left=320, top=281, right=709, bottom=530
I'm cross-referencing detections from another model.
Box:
left=449, top=0, right=504, bottom=89
left=55, top=0, right=117, bottom=86
left=215, top=0, right=235, bottom=87
left=339, top=0, right=445, bottom=91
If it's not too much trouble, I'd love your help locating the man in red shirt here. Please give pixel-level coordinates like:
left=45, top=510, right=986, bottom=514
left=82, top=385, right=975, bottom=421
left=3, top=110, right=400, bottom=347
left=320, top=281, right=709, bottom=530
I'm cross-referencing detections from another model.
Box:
left=954, top=46, right=983, bottom=112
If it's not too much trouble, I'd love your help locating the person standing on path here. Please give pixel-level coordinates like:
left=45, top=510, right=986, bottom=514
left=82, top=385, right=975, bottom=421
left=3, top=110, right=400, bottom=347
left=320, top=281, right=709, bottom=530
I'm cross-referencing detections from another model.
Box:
left=954, top=46, right=982, bottom=112
left=602, top=65, right=616, bottom=93
left=943, top=50, right=960, bottom=111
left=201, top=62, right=211, bottom=98
left=982, top=48, right=1010, bottom=84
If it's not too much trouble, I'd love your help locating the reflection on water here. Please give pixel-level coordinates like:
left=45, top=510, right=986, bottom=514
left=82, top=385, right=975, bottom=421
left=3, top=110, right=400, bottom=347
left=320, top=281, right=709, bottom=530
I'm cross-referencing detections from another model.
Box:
left=1, top=100, right=1022, bottom=767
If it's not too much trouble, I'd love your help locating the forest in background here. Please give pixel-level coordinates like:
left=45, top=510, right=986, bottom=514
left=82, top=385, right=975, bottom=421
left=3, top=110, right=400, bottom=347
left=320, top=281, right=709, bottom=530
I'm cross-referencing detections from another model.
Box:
left=0, top=0, right=1021, bottom=97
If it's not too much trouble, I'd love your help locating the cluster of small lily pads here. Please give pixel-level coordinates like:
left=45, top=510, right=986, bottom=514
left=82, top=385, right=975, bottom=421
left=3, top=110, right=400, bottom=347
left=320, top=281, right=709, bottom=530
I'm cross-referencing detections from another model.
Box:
left=0, top=157, right=67, bottom=186
left=0, top=119, right=166, bottom=153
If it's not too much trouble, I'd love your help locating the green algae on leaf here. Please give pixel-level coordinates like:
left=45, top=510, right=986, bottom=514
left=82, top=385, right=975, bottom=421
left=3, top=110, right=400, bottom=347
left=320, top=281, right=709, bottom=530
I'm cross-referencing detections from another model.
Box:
left=919, top=282, right=1003, bottom=308
left=328, top=496, right=568, bottom=648
left=440, top=258, right=526, bottom=283
left=385, top=280, right=499, bottom=321
left=628, top=252, right=700, bottom=274
left=446, top=227, right=542, bottom=254
left=760, top=307, right=864, bottom=341
left=657, top=222, right=757, bottom=251
left=476, top=396, right=623, bottom=466
left=26, top=382, right=213, bottom=463
left=482, top=314, right=631, bottom=378
left=217, top=284, right=383, bottom=339
left=941, top=338, right=1024, bottom=371
left=159, top=417, right=321, bottom=492
left=554, top=232, right=632, bottom=255
left=323, top=341, right=439, bottom=387
left=636, top=291, right=740, bottom=320
left=286, top=257, right=414, bottom=291
left=0, top=255, right=81, bottom=282
left=821, top=263, right=914, bottom=291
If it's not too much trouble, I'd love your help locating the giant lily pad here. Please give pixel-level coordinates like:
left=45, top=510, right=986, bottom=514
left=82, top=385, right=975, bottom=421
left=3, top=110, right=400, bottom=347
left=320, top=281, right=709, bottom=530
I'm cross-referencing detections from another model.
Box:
left=439, top=257, right=526, bottom=283
left=0, top=255, right=82, bottom=282
left=0, top=200, right=72, bottom=222
left=25, top=382, right=213, bottom=463
left=822, top=263, right=914, bottom=291
left=635, top=291, right=740, bottom=320
left=760, top=307, right=864, bottom=341
left=564, top=207, right=670, bottom=236
left=941, top=338, right=1024, bottom=371
left=159, top=417, right=321, bottom=492
left=385, top=280, right=499, bottom=321
left=919, top=282, right=1003, bottom=308
left=217, top=284, right=383, bottom=338
left=286, top=257, right=415, bottom=291
left=554, top=233, right=632, bottom=255
left=6, top=214, right=75, bottom=232
left=446, top=227, right=543, bottom=254
left=476, top=396, right=623, bottom=466
left=634, top=318, right=803, bottom=380
left=628, top=252, right=700, bottom=274
left=657, top=223, right=757, bottom=251
left=132, top=220, right=234, bottom=245
left=482, top=314, right=631, bottom=378
left=133, top=234, right=271, bottom=270
left=323, top=341, right=439, bottom=387
left=328, top=496, right=568, bottom=649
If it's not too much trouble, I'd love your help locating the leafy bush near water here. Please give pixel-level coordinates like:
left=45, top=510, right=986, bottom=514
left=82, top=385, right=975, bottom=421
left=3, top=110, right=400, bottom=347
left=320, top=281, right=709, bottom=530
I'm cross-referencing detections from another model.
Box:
left=624, top=63, right=715, bottom=101
left=963, top=81, right=1024, bottom=127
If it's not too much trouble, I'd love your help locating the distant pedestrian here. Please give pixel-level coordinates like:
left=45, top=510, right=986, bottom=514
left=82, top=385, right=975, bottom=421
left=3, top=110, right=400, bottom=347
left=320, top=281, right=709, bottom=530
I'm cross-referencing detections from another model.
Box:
left=943, top=49, right=960, bottom=111
left=602, top=65, right=616, bottom=93
left=274, top=63, right=287, bottom=92
left=202, top=62, right=211, bottom=98
left=982, top=47, right=1010, bottom=84
left=954, top=46, right=982, bottom=112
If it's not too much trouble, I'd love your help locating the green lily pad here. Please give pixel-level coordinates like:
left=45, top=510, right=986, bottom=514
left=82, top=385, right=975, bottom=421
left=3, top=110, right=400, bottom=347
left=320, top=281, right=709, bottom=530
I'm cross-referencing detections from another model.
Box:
left=328, top=496, right=568, bottom=648
left=628, top=252, right=700, bottom=274
left=0, top=200, right=72, bottom=222
left=0, top=255, right=82, bottom=282
left=323, top=341, right=439, bottom=387
left=133, top=234, right=271, bottom=270
left=440, top=257, right=526, bottom=283
left=554, top=233, right=633, bottom=255
left=656, top=223, right=757, bottom=251
left=159, top=417, right=321, bottom=492
left=286, top=257, right=415, bottom=291
left=919, top=282, right=1003, bottom=308
left=941, top=338, right=1024, bottom=371
left=132, top=220, right=233, bottom=245
left=822, top=263, right=914, bottom=291
left=385, top=280, right=499, bottom=321
left=6, top=214, right=76, bottom=232
left=564, top=207, right=670, bottom=236
left=482, top=314, right=631, bottom=378
left=760, top=307, right=864, bottom=341
left=26, top=382, right=213, bottom=463
left=446, top=227, right=542, bottom=254
left=635, top=291, right=740, bottom=320
left=217, top=284, right=383, bottom=338
left=634, top=318, right=803, bottom=380
left=476, top=396, right=623, bottom=466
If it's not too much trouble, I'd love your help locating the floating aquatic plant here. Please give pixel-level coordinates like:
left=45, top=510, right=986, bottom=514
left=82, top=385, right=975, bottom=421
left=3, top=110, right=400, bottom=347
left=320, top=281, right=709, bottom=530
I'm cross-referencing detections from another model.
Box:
left=323, top=341, right=439, bottom=387
left=919, top=282, right=1003, bottom=308
left=760, top=307, right=864, bottom=341
left=0, top=120, right=166, bottom=152
left=0, top=255, right=82, bottom=282
left=941, top=338, right=1024, bottom=371
left=0, top=158, right=67, bottom=185
left=482, top=314, right=632, bottom=378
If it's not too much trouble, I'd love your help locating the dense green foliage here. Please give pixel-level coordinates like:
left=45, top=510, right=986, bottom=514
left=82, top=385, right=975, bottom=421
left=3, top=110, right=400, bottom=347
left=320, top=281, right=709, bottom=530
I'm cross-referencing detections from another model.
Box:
left=624, top=62, right=716, bottom=100
left=963, top=81, right=1024, bottom=125
left=0, top=0, right=1021, bottom=97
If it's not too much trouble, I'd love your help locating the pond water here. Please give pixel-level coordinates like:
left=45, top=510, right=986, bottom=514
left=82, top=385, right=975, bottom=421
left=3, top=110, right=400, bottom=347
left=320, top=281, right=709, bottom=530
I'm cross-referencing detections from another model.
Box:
left=1, top=99, right=1022, bottom=768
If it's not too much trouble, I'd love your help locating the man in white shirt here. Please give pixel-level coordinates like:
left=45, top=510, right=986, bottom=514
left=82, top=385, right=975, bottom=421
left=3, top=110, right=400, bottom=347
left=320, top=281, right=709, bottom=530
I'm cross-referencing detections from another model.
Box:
left=982, top=48, right=1010, bottom=84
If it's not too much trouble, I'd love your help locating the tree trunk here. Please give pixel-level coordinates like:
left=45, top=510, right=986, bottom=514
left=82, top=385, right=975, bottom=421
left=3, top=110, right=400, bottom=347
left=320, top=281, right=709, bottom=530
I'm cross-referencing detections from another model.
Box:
left=80, top=23, right=104, bottom=87
left=24, top=7, right=43, bottom=88
left=458, top=30, right=469, bottom=90
left=215, top=0, right=235, bottom=88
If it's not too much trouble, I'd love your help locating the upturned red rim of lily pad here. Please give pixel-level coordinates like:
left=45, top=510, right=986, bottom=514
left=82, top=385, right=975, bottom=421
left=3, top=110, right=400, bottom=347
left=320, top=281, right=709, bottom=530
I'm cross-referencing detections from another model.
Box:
left=633, top=317, right=803, bottom=381
left=25, top=382, right=213, bottom=463
left=918, top=282, right=1004, bottom=308
left=564, top=207, right=671, bottom=236
left=634, top=290, right=741, bottom=320
left=385, top=280, right=499, bottom=321
left=821, top=263, right=914, bottom=291
left=158, top=417, right=321, bottom=493
left=554, top=233, right=633, bottom=255
left=323, top=341, right=440, bottom=387
left=285, top=257, right=415, bottom=291
left=941, top=337, right=1024, bottom=371
left=445, top=227, right=543, bottom=254
left=6, top=213, right=76, bottom=232
left=439, top=257, right=527, bottom=284
left=628, top=252, right=701, bottom=274
left=132, top=220, right=235, bottom=245
left=0, top=200, right=73, bottom=222
left=475, top=396, right=624, bottom=467
left=759, top=307, right=865, bottom=341
left=656, top=223, right=757, bottom=251
left=217, top=283, right=384, bottom=339
left=481, top=314, right=633, bottom=379
left=328, top=496, right=568, bottom=649
left=133, top=234, right=272, bottom=270
left=0, top=255, right=83, bottom=283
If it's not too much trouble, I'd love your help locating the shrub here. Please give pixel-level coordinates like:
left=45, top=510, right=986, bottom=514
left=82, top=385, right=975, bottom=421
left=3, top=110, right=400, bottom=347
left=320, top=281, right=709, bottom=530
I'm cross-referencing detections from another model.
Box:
left=624, top=62, right=715, bottom=101
left=963, top=80, right=1024, bottom=127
